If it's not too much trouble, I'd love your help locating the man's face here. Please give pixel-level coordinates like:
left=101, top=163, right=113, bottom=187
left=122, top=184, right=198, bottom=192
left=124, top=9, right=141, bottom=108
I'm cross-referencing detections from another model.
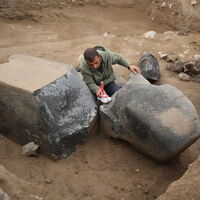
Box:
left=87, top=55, right=101, bottom=69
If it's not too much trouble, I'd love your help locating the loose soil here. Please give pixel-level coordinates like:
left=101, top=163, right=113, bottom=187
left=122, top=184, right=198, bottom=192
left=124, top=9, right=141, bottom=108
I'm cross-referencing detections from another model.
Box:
left=0, top=5, right=200, bottom=200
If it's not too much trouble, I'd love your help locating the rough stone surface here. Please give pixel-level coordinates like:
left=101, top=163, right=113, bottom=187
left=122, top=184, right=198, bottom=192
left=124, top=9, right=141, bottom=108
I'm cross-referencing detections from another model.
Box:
left=137, top=53, right=160, bottom=82
left=33, top=68, right=98, bottom=158
left=0, top=188, right=10, bottom=200
left=184, top=61, right=200, bottom=75
left=100, top=73, right=200, bottom=162
left=167, top=62, right=184, bottom=73
left=115, top=75, right=127, bottom=87
left=166, top=59, right=200, bottom=82
left=0, top=55, right=98, bottom=159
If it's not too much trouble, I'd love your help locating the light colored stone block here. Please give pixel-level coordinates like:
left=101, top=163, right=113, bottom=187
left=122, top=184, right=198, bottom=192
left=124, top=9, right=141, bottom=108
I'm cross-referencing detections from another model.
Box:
left=0, top=54, right=67, bottom=92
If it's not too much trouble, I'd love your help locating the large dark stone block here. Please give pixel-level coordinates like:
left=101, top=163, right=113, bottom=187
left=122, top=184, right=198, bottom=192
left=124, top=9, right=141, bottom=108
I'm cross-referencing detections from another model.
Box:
left=100, top=74, right=200, bottom=162
left=137, top=53, right=161, bottom=82
left=0, top=65, right=98, bottom=159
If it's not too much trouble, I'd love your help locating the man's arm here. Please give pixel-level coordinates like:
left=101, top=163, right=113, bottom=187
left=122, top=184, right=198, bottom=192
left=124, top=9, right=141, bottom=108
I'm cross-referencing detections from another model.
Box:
left=128, top=65, right=141, bottom=73
left=81, top=70, right=99, bottom=94
left=109, top=50, right=130, bottom=67
left=109, top=50, right=141, bottom=73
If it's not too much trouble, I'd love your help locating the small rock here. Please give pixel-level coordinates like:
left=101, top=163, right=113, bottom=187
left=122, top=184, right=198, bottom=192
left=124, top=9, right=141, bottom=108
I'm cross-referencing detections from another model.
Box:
left=98, top=0, right=106, bottom=7
left=162, top=31, right=177, bottom=40
left=29, top=195, right=43, bottom=200
left=194, top=55, right=200, bottom=60
left=191, top=0, right=197, bottom=5
left=166, top=64, right=173, bottom=70
left=113, top=185, right=118, bottom=190
left=168, top=2, right=173, bottom=9
left=160, top=54, right=168, bottom=60
left=178, top=32, right=189, bottom=36
left=164, top=31, right=177, bottom=35
left=0, top=188, right=10, bottom=200
left=160, top=2, right=173, bottom=8
left=194, top=74, right=200, bottom=82
left=184, top=61, right=200, bottom=75
left=143, top=190, right=149, bottom=195
left=32, top=16, right=40, bottom=22
left=103, top=32, right=110, bottom=37
left=160, top=2, right=167, bottom=8
left=178, top=72, right=190, bottom=81
left=129, top=189, right=134, bottom=193
left=22, top=142, right=39, bottom=156
left=136, top=168, right=140, bottom=172
left=184, top=49, right=190, bottom=55
left=136, top=185, right=141, bottom=189
left=166, top=54, right=178, bottom=62
left=164, top=38, right=171, bottom=41
left=0, top=135, right=5, bottom=139
left=173, top=64, right=184, bottom=73
left=45, top=179, right=53, bottom=184
left=15, top=11, right=25, bottom=20
left=167, top=62, right=184, bottom=73
left=143, top=31, right=157, bottom=39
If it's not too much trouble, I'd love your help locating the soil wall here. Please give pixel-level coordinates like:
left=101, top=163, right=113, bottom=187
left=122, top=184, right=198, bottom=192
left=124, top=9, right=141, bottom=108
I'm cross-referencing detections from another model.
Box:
left=157, top=155, right=200, bottom=200
left=0, top=0, right=200, bottom=31
left=149, top=0, right=200, bottom=32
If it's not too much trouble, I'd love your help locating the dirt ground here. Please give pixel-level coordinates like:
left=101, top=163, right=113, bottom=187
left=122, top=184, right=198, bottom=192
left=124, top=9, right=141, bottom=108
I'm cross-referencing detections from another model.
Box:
left=0, top=5, right=200, bottom=200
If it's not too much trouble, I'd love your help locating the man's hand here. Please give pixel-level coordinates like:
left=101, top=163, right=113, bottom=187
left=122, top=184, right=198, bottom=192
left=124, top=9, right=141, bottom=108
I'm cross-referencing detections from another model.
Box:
left=128, top=65, right=141, bottom=74
left=96, top=87, right=104, bottom=97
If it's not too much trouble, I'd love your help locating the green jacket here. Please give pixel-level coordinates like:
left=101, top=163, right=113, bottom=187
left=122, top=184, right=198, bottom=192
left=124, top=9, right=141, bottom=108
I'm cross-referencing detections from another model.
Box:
left=80, top=49, right=130, bottom=93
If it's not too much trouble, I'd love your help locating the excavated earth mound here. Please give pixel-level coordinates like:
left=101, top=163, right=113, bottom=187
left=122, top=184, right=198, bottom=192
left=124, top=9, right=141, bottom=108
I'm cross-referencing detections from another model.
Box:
left=0, top=0, right=200, bottom=31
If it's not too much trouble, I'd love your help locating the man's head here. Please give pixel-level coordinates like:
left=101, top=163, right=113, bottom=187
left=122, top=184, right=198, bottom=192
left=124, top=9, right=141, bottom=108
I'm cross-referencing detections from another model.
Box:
left=84, top=48, right=101, bottom=69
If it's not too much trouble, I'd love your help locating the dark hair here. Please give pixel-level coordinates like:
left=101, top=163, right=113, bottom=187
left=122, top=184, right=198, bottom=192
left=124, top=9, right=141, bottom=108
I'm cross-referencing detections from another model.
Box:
left=83, top=48, right=99, bottom=62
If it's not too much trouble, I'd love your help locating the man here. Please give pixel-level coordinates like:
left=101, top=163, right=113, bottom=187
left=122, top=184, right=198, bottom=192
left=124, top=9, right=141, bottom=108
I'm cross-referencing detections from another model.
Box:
left=80, top=47, right=140, bottom=102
